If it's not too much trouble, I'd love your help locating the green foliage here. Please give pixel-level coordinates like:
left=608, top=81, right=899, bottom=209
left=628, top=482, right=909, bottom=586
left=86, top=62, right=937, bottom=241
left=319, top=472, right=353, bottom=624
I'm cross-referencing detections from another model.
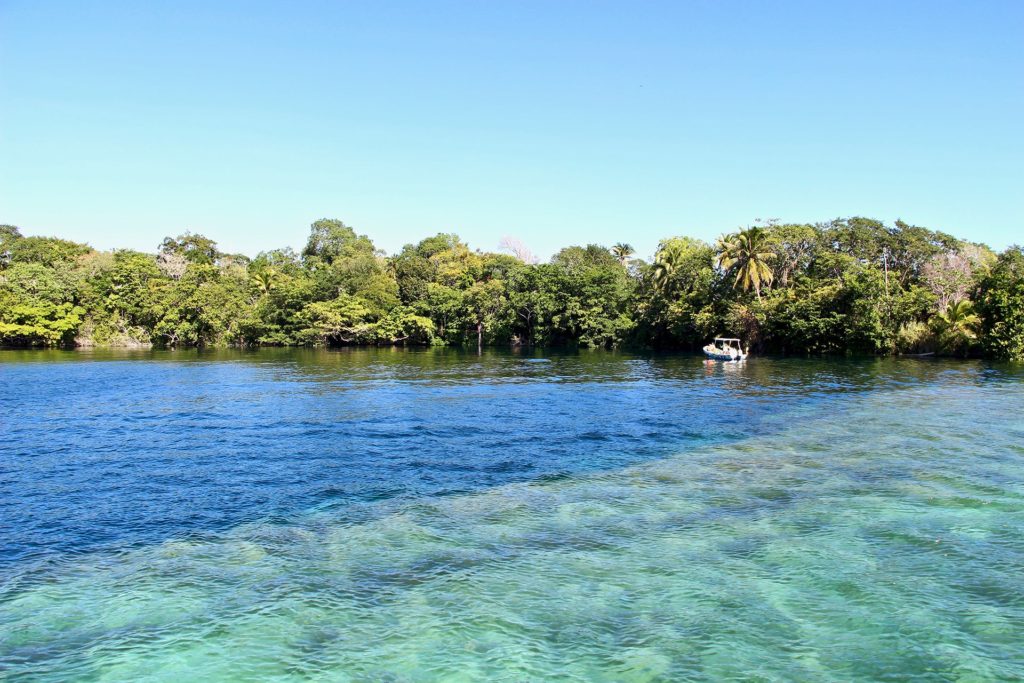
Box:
left=160, top=232, right=221, bottom=265
left=716, top=227, right=775, bottom=300
left=152, top=263, right=249, bottom=346
left=978, top=247, right=1024, bottom=360
left=932, top=300, right=981, bottom=357
left=758, top=284, right=849, bottom=354
left=611, top=243, right=634, bottom=266
left=896, top=321, right=936, bottom=354
left=766, top=224, right=817, bottom=287
left=74, top=250, right=163, bottom=345
left=250, top=268, right=278, bottom=297
left=303, top=219, right=377, bottom=265
left=7, top=236, right=91, bottom=268
left=506, top=247, right=633, bottom=348
left=0, top=291, right=84, bottom=345
left=634, top=238, right=719, bottom=348
left=2, top=262, right=78, bottom=303
left=0, top=217, right=1017, bottom=357
left=651, top=238, right=699, bottom=295
left=0, top=225, right=22, bottom=268
left=374, top=307, right=436, bottom=345
left=504, top=266, right=555, bottom=346
left=297, top=294, right=374, bottom=345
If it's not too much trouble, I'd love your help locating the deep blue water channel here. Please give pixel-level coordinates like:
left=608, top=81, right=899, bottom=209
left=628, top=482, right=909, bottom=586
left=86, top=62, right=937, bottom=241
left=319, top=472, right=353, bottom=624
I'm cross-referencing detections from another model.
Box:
left=1, top=348, right=1022, bottom=681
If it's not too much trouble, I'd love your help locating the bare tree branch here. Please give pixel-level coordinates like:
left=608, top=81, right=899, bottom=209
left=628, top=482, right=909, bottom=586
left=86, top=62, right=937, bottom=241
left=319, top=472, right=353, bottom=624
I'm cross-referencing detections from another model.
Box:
left=498, top=236, right=538, bottom=264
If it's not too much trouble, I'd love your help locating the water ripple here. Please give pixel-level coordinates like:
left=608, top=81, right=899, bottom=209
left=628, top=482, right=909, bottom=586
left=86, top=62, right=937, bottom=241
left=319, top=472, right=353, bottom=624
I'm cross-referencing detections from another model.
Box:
left=1, top=350, right=1023, bottom=680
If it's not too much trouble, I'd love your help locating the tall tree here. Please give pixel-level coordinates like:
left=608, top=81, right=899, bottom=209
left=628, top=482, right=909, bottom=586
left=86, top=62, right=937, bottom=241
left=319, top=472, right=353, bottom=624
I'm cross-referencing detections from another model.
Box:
left=302, top=219, right=377, bottom=266
left=159, top=232, right=220, bottom=265
left=651, top=241, right=683, bottom=294
left=611, top=243, right=634, bottom=266
left=716, top=227, right=775, bottom=301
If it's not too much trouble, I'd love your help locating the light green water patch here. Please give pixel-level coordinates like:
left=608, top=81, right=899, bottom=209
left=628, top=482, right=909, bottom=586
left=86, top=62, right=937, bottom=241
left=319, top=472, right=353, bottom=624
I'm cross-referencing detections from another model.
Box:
left=2, top=382, right=1023, bottom=681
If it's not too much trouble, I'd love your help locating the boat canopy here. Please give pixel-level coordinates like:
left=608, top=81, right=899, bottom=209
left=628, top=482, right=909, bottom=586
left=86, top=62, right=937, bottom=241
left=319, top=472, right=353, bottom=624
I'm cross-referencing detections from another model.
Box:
left=704, top=336, right=747, bottom=360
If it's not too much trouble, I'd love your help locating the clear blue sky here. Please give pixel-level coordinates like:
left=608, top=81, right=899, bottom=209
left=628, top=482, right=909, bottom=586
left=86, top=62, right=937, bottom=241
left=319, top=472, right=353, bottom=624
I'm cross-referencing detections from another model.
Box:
left=2, top=1, right=1021, bottom=260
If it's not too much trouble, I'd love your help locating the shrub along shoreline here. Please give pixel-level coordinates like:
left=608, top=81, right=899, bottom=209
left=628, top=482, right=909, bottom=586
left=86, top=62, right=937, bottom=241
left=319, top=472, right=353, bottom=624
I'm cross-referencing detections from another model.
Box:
left=1, top=218, right=1021, bottom=359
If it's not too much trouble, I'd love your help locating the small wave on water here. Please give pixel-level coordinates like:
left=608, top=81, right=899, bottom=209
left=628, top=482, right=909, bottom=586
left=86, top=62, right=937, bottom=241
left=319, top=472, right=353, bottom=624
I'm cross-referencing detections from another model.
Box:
left=0, top=350, right=1019, bottom=679
left=1, top=350, right=1023, bottom=680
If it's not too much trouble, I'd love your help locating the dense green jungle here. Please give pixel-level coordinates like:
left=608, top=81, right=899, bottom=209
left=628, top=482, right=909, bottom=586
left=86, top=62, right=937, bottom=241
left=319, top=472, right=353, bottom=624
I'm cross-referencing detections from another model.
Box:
left=1, top=218, right=1021, bottom=359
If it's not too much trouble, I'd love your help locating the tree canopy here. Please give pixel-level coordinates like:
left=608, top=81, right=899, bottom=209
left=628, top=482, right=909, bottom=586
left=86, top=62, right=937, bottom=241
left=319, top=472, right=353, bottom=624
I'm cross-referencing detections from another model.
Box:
left=0, top=217, right=1020, bottom=359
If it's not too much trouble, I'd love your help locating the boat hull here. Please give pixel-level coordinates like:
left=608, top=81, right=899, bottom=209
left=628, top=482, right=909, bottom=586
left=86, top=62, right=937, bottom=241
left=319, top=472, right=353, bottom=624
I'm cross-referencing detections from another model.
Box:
left=703, top=350, right=747, bottom=361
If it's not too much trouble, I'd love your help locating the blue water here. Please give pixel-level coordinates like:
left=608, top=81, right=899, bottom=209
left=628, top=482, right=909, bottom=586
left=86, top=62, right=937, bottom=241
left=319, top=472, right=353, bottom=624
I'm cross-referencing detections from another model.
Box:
left=1, top=349, right=1023, bottom=680
left=0, top=349, right=836, bottom=567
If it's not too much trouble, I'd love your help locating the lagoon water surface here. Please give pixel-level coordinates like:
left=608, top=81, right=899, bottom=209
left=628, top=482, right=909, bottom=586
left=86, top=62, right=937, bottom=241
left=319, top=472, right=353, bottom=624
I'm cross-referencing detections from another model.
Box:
left=1, top=349, right=1022, bottom=681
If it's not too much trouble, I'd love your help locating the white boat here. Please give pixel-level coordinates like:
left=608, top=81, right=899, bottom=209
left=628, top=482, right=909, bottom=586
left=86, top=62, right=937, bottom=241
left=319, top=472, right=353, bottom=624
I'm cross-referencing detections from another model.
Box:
left=703, top=337, right=747, bottom=361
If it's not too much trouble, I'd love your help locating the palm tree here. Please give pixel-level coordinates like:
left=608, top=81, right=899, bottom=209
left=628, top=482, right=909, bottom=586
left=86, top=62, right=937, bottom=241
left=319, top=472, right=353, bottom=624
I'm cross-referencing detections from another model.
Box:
left=933, top=300, right=980, bottom=357
left=651, top=241, right=684, bottom=294
left=250, top=268, right=278, bottom=297
left=611, top=243, right=634, bottom=267
left=716, top=227, right=775, bottom=301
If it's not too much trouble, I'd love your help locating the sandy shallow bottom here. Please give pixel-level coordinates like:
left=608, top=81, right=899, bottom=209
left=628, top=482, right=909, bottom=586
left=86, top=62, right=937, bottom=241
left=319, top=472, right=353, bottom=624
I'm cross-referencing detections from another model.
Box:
left=3, top=373, right=1023, bottom=681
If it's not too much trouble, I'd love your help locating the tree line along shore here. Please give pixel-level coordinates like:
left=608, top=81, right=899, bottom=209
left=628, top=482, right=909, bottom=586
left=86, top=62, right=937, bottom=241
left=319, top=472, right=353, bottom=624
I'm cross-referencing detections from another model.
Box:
left=0, top=218, right=1021, bottom=359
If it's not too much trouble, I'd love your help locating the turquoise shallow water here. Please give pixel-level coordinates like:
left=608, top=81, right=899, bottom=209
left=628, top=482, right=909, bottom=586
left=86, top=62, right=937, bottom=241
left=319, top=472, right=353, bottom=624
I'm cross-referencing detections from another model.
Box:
left=1, top=350, right=1023, bottom=681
